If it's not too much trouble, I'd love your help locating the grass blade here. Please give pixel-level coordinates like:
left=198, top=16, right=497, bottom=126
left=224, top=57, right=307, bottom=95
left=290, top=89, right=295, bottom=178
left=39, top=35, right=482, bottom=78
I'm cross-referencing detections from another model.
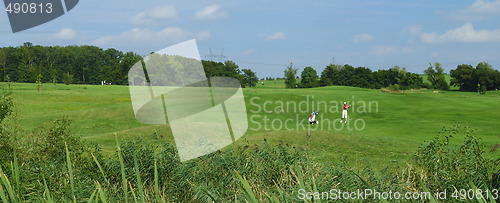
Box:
left=13, top=152, right=19, bottom=197
left=42, top=177, right=53, bottom=203
left=65, top=142, right=75, bottom=201
left=347, top=168, right=390, bottom=203
left=0, top=166, right=16, bottom=203
left=97, top=182, right=107, bottom=203
left=87, top=187, right=97, bottom=203
left=486, top=187, right=496, bottom=203
left=312, top=176, right=321, bottom=203
left=263, top=191, right=275, bottom=203
left=418, top=178, right=437, bottom=203
left=154, top=159, right=161, bottom=203
left=91, top=152, right=108, bottom=183
left=9, top=152, right=19, bottom=197
left=469, top=182, right=490, bottom=203
left=294, top=165, right=305, bottom=191
left=235, top=171, right=258, bottom=203
left=133, top=154, right=146, bottom=203
left=273, top=180, right=287, bottom=203
left=115, top=134, right=129, bottom=203
left=0, top=180, right=9, bottom=203
left=129, top=182, right=138, bottom=203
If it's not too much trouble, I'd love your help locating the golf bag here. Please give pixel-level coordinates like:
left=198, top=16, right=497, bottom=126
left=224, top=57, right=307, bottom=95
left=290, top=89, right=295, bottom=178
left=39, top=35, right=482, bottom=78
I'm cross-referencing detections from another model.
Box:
left=308, top=111, right=319, bottom=124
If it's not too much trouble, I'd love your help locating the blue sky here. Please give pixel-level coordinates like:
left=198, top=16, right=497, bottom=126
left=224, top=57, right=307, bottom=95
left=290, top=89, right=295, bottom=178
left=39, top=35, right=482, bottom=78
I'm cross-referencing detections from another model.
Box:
left=1, top=0, right=500, bottom=78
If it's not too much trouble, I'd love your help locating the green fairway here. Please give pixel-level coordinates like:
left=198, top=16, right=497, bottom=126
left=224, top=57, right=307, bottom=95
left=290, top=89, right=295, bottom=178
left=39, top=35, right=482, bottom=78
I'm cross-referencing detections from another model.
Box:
left=6, top=82, right=500, bottom=169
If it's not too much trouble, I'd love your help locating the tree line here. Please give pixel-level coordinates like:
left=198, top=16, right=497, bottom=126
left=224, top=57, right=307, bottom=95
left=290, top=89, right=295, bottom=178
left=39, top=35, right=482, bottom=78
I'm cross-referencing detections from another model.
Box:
left=202, top=60, right=258, bottom=88
left=450, top=62, right=500, bottom=93
left=284, top=61, right=500, bottom=92
left=284, top=62, right=425, bottom=90
left=0, top=43, right=258, bottom=87
left=0, top=42, right=142, bottom=85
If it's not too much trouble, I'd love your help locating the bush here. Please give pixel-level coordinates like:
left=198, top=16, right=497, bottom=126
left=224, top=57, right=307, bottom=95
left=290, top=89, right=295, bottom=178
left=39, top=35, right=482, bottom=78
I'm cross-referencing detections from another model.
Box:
left=0, top=84, right=15, bottom=173
left=387, top=84, right=400, bottom=91
left=415, top=123, right=496, bottom=191
left=420, top=83, right=431, bottom=89
left=0, top=84, right=13, bottom=123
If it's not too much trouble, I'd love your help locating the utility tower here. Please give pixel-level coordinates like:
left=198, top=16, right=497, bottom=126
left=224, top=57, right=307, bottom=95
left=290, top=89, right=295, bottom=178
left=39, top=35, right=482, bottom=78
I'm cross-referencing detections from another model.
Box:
left=204, top=48, right=228, bottom=62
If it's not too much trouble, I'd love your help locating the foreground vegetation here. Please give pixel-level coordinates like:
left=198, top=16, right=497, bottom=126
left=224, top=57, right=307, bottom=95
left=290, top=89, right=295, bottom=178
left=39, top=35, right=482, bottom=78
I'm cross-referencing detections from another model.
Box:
left=0, top=117, right=498, bottom=201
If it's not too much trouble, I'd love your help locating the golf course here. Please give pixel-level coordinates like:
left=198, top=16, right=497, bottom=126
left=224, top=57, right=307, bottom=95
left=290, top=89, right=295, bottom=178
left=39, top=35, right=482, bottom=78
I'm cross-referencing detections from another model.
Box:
left=8, top=79, right=500, bottom=169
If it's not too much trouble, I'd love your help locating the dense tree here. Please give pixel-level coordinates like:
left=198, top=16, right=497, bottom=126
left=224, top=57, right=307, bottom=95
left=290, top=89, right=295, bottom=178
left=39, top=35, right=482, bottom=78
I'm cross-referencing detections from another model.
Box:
left=0, top=49, right=6, bottom=82
left=241, top=69, right=258, bottom=87
left=424, top=62, right=449, bottom=90
left=352, top=66, right=373, bottom=88
left=284, top=63, right=298, bottom=88
left=223, top=61, right=243, bottom=81
left=0, top=44, right=220, bottom=86
left=201, top=60, right=257, bottom=88
left=449, top=62, right=500, bottom=92
left=473, top=62, right=500, bottom=91
left=299, top=66, right=319, bottom=88
left=450, top=64, right=475, bottom=91
left=399, top=72, right=423, bottom=88
left=374, top=69, right=392, bottom=88
left=319, top=64, right=341, bottom=86
left=317, top=64, right=426, bottom=90
left=0, top=43, right=143, bottom=85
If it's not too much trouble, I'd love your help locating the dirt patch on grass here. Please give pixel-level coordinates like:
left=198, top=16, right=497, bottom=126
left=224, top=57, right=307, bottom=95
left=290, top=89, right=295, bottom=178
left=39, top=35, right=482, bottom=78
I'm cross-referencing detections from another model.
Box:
left=380, top=88, right=427, bottom=94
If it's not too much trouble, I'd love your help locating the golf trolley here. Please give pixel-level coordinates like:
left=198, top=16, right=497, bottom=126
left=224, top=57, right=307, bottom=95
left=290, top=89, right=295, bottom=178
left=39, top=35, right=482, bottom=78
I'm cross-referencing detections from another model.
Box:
left=308, top=111, right=320, bottom=124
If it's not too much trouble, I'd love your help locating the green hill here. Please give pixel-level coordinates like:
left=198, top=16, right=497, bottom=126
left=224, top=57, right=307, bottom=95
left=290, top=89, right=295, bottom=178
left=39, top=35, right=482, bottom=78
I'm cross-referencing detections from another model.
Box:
left=6, top=82, right=500, bottom=169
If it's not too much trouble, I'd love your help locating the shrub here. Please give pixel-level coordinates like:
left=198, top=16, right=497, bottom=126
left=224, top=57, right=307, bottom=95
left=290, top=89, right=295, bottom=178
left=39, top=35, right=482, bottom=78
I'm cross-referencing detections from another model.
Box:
left=0, top=84, right=13, bottom=123
left=415, top=123, right=496, bottom=191
left=420, top=83, right=431, bottom=89
left=387, top=84, right=400, bottom=91
left=0, top=84, right=15, bottom=173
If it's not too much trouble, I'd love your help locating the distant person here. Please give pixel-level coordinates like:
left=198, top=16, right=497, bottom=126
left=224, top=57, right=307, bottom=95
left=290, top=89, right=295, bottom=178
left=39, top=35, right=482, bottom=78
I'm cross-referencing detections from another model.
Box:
left=340, top=102, right=351, bottom=123
left=262, top=81, right=264, bottom=85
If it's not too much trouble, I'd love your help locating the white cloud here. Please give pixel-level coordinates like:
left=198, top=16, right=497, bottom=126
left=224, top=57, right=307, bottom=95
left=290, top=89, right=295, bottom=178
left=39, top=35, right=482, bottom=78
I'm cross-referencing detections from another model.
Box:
left=130, top=5, right=178, bottom=25
left=421, top=23, right=500, bottom=43
left=448, top=0, right=500, bottom=20
left=371, top=45, right=397, bottom=55
left=371, top=45, right=413, bottom=55
left=194, top=5, right=227, bottom=20
left=266, top=32, right=287, bottom=41
left=403, top=25, right=423, bottom=35
left=351, top=34, right=373, bottom=43
left=53, top=28, right=76, bottom=40
left=92, top=27, right=210, bottom=47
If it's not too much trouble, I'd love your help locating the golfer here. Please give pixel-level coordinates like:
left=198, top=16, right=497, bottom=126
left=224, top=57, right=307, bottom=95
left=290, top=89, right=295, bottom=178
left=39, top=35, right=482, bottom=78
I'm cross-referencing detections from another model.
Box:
left=340, top=102, right=351, bottom=123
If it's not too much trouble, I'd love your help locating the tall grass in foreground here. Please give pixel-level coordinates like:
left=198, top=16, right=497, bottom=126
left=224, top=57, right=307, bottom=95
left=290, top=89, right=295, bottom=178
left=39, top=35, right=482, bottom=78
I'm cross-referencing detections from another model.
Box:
left=0, top=123, right=498, bottom=202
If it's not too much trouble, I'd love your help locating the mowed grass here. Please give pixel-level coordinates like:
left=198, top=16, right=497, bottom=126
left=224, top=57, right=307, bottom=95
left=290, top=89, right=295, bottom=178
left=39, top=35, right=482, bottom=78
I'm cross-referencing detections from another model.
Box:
left=5, top=81, right=500, bottom=169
